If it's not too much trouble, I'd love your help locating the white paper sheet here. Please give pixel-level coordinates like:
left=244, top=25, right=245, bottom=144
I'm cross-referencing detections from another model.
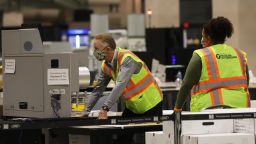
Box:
left=4, top=59, right=15, bottom=74
left=47, top=69, right=69, bottom=85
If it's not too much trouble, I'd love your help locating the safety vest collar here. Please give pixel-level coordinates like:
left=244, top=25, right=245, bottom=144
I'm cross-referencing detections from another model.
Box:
left=117, top=49, right=138, bottom=65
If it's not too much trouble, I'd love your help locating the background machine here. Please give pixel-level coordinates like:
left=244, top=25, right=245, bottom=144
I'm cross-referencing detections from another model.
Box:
left=2, top=28, right=90, bottom=118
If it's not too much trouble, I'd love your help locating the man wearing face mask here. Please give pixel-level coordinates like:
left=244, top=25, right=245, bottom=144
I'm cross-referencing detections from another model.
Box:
left=85, top=33, right=163, bottom=120
left=174, top=17, right=250, bottom=112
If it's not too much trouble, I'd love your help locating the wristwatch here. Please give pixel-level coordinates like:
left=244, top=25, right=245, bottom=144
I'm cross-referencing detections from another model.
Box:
left=101, top=105, right=109, bottom=112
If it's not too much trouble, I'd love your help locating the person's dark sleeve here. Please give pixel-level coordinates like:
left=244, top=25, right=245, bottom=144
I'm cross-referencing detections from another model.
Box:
left=175, top=54, right=202, bottom=109
left=246, top=65, right=249, bottom=85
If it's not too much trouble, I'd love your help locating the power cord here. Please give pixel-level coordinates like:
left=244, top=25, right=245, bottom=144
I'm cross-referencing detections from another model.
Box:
left=51, top=94, right=61, bottom=118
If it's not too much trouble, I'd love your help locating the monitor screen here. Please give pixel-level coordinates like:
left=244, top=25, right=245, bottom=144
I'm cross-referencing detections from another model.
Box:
left=66, top=28, right=90, bottom=48
left=68, top=35, right=89, bottom=48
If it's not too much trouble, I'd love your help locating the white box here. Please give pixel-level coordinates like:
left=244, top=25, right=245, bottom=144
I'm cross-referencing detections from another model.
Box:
left=162, top=110, right=174, bottom=134
left=145, top=131, right=174, bottom=144
left=181, top=109, right=256, bottom=138
left=163, top=110, right=174, bottom=115
left=182, top=133, right=255, bottom=144
left=69, top=134, right=90, bottom=144
left=202, top=108, right=256, bottom=134
left=163, top=120, right=174, bottom=134
left=234, top=119, right=255, bottom=133
left=250, top=100, right=256, bottom=108
left=202, top=108, right=256, bottom=113
left=182, top=119, right=234, bottom=135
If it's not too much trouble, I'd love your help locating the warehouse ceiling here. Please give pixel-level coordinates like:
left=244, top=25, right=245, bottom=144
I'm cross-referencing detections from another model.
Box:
left=0, top=0, right=89, bottom=9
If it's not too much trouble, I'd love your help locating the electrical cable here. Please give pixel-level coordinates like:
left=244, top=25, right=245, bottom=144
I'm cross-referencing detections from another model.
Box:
left=51, top=94, right=61, bottom=118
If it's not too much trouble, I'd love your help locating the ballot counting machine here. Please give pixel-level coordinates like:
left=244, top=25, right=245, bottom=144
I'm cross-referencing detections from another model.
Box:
left=2, top=28, right=90, bottom=118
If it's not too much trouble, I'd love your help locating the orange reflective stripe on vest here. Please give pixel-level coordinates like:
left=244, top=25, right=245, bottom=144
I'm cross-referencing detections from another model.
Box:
left=246, top=89, right=250, bottom=107
left=103, top=63, right=113, bottom=77
left=200, top=48, right=220, bottom=79
left=153, top=81, right=163, bottom=98
left=125, top=73, right=151, bottom=92
left=192, top=47, right=248, bottom=106
left=117, top=50, right=137, bottom=65
left=122, top=64, right=160, bottom=99
left=126, top=79, right=135, bottom=89
left=198, top=48, right=222, bottom=105
left=101, top=48, right=162, bottom=113
left=117, top=52, right=122, bottom=65
left=233, top=48, right=246, bottom=76
left=123, top=74, right=155, bottom=99
left=192, top=77, right=248, bottom=94
left=240, top=48, right=250, bottom=107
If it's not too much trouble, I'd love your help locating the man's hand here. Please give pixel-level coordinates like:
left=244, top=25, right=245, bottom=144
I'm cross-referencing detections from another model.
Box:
left=98, top=109, right=108, bottom=119
left=81, top=111, right=89, bottom=118
left=81, top=113, right=89, bottom=118
left=174, top=106, right=182, bottom=112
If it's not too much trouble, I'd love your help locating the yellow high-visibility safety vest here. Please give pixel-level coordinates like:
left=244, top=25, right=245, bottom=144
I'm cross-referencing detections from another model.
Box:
left=191, top=44, right=250, bottom=112
left=101, top=48, right=163, bottom=114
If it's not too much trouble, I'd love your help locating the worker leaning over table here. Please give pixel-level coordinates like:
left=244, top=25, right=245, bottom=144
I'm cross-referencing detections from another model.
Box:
left=84, top=33, right=163, bottom=119
left=174, top=16, right=250, bottom=112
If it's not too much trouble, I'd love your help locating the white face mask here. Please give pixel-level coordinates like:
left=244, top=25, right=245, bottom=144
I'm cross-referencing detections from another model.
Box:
left=93, top=48, right=106, bottom=61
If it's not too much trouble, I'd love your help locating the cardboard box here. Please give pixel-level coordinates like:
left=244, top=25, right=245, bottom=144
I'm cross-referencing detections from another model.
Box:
left=182, top=133, right=255, bottom=144
left=145, top=131, right=174, bottom=144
